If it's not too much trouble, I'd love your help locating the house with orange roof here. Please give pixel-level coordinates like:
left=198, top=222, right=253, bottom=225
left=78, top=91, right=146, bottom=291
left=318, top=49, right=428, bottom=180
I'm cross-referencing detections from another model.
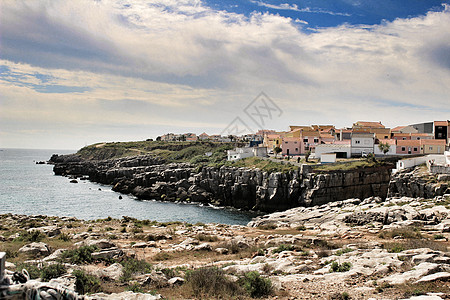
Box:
left=410, top=133, right=433, bottom=140
left=198, top=132, right=209, bottom=140
left=353, top=121, right=390, bottom=140
left=397, top=140, right=421, bottom=155
left=353, top=121, right=385, bottom=129
left=281, top=137, right=302, bottom=156
left=263, top=134, right=282, bottom=149
left=421, top=139, right=446, bottom=154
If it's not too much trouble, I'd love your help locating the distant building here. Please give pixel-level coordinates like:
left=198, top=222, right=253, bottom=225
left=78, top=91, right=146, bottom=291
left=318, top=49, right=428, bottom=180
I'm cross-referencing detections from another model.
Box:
left=396, top=140, right=421, bottom=155
left=374, top=139, right=397, bottom=156
left=351, top=132, right=375, bottom=156
left=434, top=121, right=449, bottom=142
left=391, top=125, right=418, bottom=134
left=227, top=147, right=268, bottom=161
left=281, top=137, right=301, bottom=156
left=421, top=139, right=446, bottom=154
left=315, top=143, right=351, bottom=159
left=410, top=122, right=433, bottom=134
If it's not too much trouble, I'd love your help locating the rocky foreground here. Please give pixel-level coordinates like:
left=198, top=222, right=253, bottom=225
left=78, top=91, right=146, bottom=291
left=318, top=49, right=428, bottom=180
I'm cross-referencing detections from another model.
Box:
left=0, top=194, right=449, bottom=299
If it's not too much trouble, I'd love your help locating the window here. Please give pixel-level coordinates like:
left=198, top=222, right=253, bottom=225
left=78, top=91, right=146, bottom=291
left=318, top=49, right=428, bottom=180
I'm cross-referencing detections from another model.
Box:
left=285, top=141, right=288, bottom=144
left=413, top=147, right=418, bottom=152
left=295, top=148, right=298, bottom=151
left=303, top=138, right=308, bottom=143
left=384, top=136, right=388, bottom=139
left=438, top=133, right=443, bottom=138
left=429, top=146, right=433, bottom=150
left=314, top=138, right=319, bottom=143
left=401, top=147, right=406, bottom=151
left=402, top=137, right=406, bottom=140
left=355, top=140, right=360, bottom=144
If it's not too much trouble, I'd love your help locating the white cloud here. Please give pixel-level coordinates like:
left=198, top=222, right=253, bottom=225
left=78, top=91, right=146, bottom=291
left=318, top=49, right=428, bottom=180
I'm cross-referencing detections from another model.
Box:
left=249, top=1, right=352, bottom=16
left=0, top=1, right=449, bottom=149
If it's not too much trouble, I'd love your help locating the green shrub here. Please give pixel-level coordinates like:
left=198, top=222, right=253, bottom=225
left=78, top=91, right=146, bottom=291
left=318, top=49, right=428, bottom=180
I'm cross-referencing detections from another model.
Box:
left=16, top=263, right=41, bottom=279
left=240, top=271, right=272, bottom=298
left=272, top=244, right=294, bottom=254
left=58, top=233, right=72, bottom=242
left=195, top=233, right=219, bottom=242
left=15, top=230, right=45, bottom=242
left=186, top=267, right=242, bottom=298
left=330, top=261, right=352, bottom=272
left=126, top=283, right=144, bottom=293
left=378, top=227, right=422, bottom=239
left=60, top=245, right=98, bottom=264
left=73, top=270, right=101, bottom=295
left=41, top=263, right=67, bottom=281
left=335, top=248, right=354, bottom=256
left=120, top=257, right=153, bottom=282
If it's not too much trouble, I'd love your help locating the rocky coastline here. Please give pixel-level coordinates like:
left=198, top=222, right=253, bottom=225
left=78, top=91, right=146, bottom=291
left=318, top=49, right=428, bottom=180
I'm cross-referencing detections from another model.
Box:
left=0, top=194, right=449, bottom=299
left=49, top=154, right=397, bottom=212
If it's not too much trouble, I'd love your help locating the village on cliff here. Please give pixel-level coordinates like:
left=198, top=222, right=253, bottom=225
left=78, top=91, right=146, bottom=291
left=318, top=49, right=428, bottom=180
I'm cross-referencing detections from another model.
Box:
left=159, top=120, right=450, bottom=169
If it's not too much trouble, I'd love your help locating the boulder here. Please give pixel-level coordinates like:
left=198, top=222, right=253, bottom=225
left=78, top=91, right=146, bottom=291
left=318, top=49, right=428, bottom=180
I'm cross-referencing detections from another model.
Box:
left=28, top=226, right=61, bottom=237
left=19, top=242, right=50, bottom=256
left=168, top=277, right=185, bottom=286
left=91, top=248, right=123, bottom=260
left=98, top=263, right=123, bottom=281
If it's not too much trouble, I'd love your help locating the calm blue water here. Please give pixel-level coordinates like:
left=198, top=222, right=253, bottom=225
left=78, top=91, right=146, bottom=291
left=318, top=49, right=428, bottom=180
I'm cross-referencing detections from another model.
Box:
left=0, top=149, right=257, bottom=225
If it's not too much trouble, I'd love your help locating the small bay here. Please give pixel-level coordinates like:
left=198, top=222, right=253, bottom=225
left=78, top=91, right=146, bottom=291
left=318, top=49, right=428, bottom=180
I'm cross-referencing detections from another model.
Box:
left=0, top=148, right=257, bottom=225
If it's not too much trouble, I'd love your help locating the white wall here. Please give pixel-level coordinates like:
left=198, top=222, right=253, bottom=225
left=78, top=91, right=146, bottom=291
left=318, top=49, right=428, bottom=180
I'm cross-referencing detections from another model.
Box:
left=315, top=144, right=351, bottom=159
left=321, top=153, right=337, bottom=163
left=394, top=154, right=445, bottom=172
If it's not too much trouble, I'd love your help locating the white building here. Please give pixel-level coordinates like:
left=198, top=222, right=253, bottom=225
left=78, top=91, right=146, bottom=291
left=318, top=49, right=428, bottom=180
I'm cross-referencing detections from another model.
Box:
left=351, top=133, right=375, bottom=156
left=227, top=147, right=268, bottom=161
left=374, top=139, right=397, bottom=156
left=315, top=144, right=351, bottom=159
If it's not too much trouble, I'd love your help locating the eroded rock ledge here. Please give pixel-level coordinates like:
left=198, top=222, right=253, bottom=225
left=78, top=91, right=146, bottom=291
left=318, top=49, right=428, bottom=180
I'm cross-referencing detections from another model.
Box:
left=50, top=154, right=394, bottom=212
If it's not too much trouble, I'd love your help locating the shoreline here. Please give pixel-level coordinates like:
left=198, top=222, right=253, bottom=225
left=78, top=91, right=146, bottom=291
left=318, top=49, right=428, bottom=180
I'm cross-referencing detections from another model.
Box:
left=0, top=194, right=449, bottom=299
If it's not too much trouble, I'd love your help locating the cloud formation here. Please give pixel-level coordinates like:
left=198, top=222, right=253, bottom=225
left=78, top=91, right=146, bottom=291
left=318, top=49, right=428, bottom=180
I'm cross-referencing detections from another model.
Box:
left=0, top=0, right=449, bottom=149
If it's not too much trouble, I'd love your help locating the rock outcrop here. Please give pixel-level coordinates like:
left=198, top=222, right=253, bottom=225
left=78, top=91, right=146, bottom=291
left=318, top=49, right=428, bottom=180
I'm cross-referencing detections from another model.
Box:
left=388, top=167, right=449, bottom=198
left=50, top=154, right=395, bottom=212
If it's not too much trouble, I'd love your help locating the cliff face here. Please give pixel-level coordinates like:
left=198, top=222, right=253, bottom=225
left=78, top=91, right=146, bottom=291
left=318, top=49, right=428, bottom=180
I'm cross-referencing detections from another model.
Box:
left=387, top=167, right=449, bottom=199
left=50, top=154, right=393, bottom=212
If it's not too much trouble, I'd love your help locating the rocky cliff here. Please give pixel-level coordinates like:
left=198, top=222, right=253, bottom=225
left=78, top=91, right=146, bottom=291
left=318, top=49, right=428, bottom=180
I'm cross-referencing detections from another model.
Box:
left=387, top=166, right=450, bottom=198
left=50, top=154, right=394, bottom=212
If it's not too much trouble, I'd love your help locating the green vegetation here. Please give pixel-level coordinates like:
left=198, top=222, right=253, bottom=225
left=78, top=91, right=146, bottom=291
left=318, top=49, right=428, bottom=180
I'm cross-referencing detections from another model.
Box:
left=120, top=257, right=153, bottom=282
left=378, top=227, right=422, bottom=239
left=77, top=140, right=239, bottom=163
left=223, top=157, right=298, bottom=173
left=60, top=245, right=98, bottom=264
left=14, top=230, right=45, bottom=243
left=330, top=261, right=352, bottom=272
left=186, top=267, right=243, bottom=298
left=272, top=244, right=295, bottom=254
left=76, top=140, right=301, bottom=173
left=314, top=158, right=392, bottom=172
left=335, top=248, right=354, bottom=256
left=73, top=270, right=101, bottom=295
left=240, top=271, right=273, bottom=298
left=40, top=263, right=67, bottom=281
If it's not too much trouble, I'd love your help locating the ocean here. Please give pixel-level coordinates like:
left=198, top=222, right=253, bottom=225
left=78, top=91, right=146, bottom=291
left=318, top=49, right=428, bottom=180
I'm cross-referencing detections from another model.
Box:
left=0, top=148, right=257, bottom=225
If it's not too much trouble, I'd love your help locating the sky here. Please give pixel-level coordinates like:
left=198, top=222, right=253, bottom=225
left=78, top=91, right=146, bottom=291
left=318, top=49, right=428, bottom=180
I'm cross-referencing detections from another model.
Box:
left=1, top=0, right=450, bottom=150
